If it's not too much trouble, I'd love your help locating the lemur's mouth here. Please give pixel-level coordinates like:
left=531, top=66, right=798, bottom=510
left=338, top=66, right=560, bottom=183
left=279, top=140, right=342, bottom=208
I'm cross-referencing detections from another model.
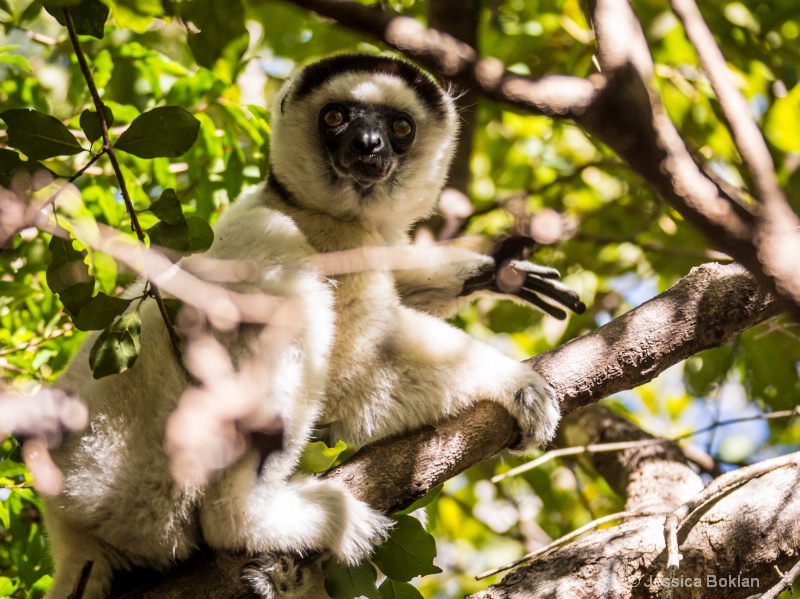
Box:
left=333, top=154, right=393, bottom=189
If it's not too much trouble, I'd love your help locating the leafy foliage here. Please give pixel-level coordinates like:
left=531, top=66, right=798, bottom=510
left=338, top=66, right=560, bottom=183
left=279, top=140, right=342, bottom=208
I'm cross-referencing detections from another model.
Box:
left=0, top=0, right=798, bottom=597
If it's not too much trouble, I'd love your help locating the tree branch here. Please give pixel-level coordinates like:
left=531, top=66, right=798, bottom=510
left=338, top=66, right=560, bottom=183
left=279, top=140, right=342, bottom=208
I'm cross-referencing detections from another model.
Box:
left=109, top=261, right=781, bottom=597
left=63, top=7, right=185, bottom=367
left=281, top=0, right=800, bottom=319
left=469, top=453, right=800, bottom=598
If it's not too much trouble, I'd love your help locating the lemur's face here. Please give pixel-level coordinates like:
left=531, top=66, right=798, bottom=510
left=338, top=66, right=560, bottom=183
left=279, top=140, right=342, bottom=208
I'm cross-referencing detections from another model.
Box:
left=317, top=101, right=415, bottom=194
left=269, top=54, right=458, bottom=228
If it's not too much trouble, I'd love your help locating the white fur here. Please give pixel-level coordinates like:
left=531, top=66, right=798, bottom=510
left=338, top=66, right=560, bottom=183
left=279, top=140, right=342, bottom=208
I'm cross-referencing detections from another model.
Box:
left=43, top=56, right=560, bottom=599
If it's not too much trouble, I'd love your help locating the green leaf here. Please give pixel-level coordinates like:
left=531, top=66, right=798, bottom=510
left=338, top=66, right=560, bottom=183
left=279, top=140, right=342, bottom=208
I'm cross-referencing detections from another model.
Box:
left=378, top=579, right=424, bottom=599
left=0, top=46, right=31, bottom=71
left=163, top=298, right=182, bottom=322
left=186, top=216, right=214, bottom=253
left=44, top=0, right=109, bottom=38
left=114, top=106, right=200, bottom=158
left=0, top=148, right=50, bottom=188
left=0, top=576, right=18, bottom=596
left=179, top=0, right=248, bottom=70
left=103, top=0, right=162, bottom=32
left=147, top=220, right=189, bottom=251
left=72, top=292, right=132, bottom=331
left=20, top=0, right=42, bottom=23
left=396, top=485, right=442, bottom=516
left=683, top=343, right=736, bottom=397
left=41, top=0, right=82, bottom=8
left=79, top=105, right=114, bottom=142
left=89, top=308, right=142, bottom=378
left=149, top=188, right=184, bottom=225
left=0, top=0, right=12, bottom=17
left=46, top=235, right=95, bottom=316
left=322, top=558, right=379, bottom=599
left=0, top=108, right=83, bottom=160
left=299, top=440, right=348, bottom=473
left=25, top=574, right=53, bottom=599
left=372, top=515, right=442, bottom=582
left=765, top=84, right=800, bottom=153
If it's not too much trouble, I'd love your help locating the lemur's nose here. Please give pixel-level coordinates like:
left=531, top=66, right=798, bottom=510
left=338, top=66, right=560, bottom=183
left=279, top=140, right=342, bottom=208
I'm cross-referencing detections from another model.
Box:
left=350, top=125, right=384, bottom=155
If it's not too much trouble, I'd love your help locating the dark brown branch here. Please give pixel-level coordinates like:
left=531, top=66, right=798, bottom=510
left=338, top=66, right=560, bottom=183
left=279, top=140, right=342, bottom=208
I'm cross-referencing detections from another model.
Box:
left=110, top=261, right=780, bottom=597
left=62, top=7, right=184, bottom=366
left=469, top=454, right=800, bottom=599
left=282, top=0, right=800, bottom=318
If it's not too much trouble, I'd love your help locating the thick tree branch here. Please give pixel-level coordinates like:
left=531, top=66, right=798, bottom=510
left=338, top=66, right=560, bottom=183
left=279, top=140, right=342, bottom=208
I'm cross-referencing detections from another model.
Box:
left=282, top=0, right=800, bottom=318
left=109, top=262, right=781, bottom=597
left=469, top=453, right=800, bottom=599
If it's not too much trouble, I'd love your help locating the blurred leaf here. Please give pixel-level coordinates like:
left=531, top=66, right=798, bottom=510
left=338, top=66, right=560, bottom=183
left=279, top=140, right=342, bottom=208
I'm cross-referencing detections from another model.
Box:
left=147, top=220, right=189, bottom=251
left=185, top=216, right=214, bottom=252
left=79, top=105, right=114, bottom=143
left=740, top=324, right=800, bottom=410
left=299, top=440, right=348, bottom=473
left=0, top=148, right=50, bottom=188
left=24, top=574, right=52, bottom=599
left=396, top=485, right=442, bottom=516
left=179, top=0, right=248, bottom=70
left=72, top=293, right=132, bottom=331
left=684, top=342, right=736, bottom=397
left=44, top=0, right=109, bottom=38
left=163, top=298, right=182, bottom=322
left=372, top=515, right=442, bottom=581
left=765, top=84, right=800, bottom=153
left=0, top=45, right=31, bottom=71
left=1, top=109, right=83, bottom=160
left=322, top=558, right=379, bottom=599
left=149, top=188, right=184, bottom=225
left=46, top=235, right=95, bottom=316
left=40, top=0, right=82, bottom=8
left=89, top=308, right=141, bottom=378
left=378, top=579, right=424, bottom=599
left=0, top=576, right=18, bottom=596
left=103, top=0, right=161, bottom=31
left=115, top=106, right=200, bottom=158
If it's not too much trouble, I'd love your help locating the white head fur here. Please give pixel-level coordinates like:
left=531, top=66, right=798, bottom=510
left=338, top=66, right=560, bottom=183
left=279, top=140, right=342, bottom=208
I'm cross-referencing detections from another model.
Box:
left=268, top=54, right=459, bottom=233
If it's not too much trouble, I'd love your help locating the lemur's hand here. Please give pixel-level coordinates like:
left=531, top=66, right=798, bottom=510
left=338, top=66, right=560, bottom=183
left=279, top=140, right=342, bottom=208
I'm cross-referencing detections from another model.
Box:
left=461, top=236, right=586, bottom=320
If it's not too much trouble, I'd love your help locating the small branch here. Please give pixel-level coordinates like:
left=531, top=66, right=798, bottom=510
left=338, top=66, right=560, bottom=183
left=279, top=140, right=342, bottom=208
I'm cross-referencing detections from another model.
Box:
left=62, top=7, right=184, bottom=366
left=66, top=561, right=94, bottom=599
left=663, top=452, right=800, bottom=574
left=670, top=0, right=783, bottom=209
left=492, top=406, right=800, bottom=482
left=475, top=510, right=658, bottom=580
left=761, top=558, right=800, bottom=599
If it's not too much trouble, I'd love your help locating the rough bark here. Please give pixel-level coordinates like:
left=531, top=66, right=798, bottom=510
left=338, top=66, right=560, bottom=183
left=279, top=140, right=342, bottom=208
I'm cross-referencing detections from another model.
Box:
left=109, top=262, right=781, bottom=597
left=469, top=454, right=800, bottom=599
left=282, top=0, right=800, bottom=319
left=555, top=405, right=703, bottom=513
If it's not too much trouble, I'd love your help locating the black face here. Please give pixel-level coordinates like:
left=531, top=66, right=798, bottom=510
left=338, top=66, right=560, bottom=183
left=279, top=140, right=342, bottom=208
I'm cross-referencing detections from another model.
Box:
left=318, top=102, right=415, bottom=193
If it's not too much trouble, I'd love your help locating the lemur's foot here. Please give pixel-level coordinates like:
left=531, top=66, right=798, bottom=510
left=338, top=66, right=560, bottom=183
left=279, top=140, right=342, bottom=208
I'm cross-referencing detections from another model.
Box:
left=241, top=553, right=312, bottom=599
left=507, top=369, right=561, bottom=452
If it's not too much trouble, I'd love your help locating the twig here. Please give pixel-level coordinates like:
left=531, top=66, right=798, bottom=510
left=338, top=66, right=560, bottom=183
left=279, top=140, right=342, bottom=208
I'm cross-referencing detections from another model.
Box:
left=62, top=7, right=184, bottom=368
left=475, top=510, right=660, bottom=580
left=663, top=452, right=800, bottom=575
left=66, top=560, right=93, bottom=599
left=491, top=406, right=800, bottom=482
left=761, top=559, right=800, bottom=599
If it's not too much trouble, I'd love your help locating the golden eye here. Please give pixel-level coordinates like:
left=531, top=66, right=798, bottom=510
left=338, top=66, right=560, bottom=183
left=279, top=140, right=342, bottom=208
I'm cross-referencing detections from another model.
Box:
left=323, top=108, right=344, bottom=127
left=392, top=118, right=413, bottom=138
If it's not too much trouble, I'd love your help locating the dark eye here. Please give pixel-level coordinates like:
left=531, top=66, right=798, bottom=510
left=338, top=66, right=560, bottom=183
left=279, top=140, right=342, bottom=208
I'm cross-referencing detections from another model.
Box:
left=392, top=117, right=413, bottom=138
left=323, top=108, right=344, bottom=127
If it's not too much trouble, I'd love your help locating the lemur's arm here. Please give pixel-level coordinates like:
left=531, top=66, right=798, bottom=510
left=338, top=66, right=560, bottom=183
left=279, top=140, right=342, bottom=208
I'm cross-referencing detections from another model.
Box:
left=394, top=237, right=586, bottom=318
